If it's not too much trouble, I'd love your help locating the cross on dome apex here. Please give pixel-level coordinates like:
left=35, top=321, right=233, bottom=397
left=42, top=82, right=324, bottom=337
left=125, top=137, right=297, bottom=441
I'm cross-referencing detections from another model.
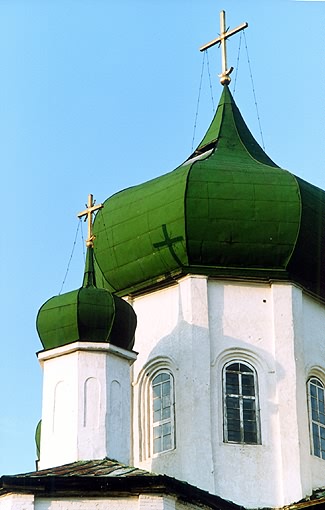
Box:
left=78, top=194, right=103, bottom=248
left=200, top=10, right=248, bottom=85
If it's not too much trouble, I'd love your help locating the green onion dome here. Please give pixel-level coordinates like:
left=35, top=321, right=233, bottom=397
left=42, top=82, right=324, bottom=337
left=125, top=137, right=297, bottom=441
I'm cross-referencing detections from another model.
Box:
left=93, top=85, right=325, bottom=300
left=36, top=247, right=137, bottom=351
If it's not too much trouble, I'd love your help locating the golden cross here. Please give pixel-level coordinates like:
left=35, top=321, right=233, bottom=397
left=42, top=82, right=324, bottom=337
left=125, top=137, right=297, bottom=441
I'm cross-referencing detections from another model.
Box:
left=77, top=194, right=103, bottom=248
left=200, top=10, right=248, bottom=85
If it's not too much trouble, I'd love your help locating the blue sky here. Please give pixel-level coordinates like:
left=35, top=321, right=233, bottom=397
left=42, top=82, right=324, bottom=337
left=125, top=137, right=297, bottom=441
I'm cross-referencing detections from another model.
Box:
left=1, top=0, right=324, bottom=475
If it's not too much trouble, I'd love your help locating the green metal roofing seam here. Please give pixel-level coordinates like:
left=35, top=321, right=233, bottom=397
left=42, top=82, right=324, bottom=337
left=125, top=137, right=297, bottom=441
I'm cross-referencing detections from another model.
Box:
left=91, top=85, right=325, bottom=300
left=283, top=173, right=302, bottom=269
left=94, top=166, right=190, bottom=291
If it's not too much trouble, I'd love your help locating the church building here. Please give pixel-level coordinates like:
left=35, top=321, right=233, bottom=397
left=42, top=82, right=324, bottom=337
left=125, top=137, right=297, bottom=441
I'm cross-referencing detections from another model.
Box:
left=2, top=10, right=325, bottom=510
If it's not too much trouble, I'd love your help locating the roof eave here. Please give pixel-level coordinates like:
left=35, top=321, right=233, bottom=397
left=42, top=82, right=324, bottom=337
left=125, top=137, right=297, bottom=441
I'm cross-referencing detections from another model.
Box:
left=0, top=473, right=242, bottom=510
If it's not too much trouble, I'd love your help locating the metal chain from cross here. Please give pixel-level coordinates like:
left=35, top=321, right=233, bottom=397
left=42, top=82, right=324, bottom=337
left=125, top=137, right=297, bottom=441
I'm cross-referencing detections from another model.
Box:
left=78, top=194, right=103, bottom=248
left=200, top=10, right=248, bottom=85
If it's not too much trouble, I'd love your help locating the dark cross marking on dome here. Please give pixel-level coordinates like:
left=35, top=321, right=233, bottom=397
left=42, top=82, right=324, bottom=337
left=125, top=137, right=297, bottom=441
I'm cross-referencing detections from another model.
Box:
left=153, top=224, right=183, bottom=266
left=200, top=10, right=248, bottom=85
left=78, top=194, right=103, bottom=248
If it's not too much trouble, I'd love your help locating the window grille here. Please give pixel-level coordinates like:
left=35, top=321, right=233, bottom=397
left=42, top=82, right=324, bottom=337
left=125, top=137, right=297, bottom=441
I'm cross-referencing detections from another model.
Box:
left=308, top=377, right=325, bottom=459
left=151, top=371, right=175, bottom=454
left=223, top=361, right=260, bottom=444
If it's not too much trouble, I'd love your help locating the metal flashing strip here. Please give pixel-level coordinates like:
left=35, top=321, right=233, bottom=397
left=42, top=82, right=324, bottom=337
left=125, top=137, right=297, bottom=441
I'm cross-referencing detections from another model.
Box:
left=182, top=148, right=214, bottom=166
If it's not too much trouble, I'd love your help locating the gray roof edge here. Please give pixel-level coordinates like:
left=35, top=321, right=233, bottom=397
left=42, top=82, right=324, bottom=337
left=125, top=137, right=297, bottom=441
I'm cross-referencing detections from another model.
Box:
left=0, top=464, right=242, bottom=510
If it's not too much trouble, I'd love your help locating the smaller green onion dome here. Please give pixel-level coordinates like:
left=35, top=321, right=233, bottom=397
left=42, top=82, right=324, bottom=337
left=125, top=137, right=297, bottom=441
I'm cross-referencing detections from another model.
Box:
left=36, top=247, right=137, bottom=351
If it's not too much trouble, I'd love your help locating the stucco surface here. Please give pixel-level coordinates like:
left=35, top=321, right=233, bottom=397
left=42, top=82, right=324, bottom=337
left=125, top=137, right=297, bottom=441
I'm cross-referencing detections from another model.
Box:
left=131, top=276, right=325, bottom=508
left=38, top=343, right=136, bottom=469
left=0, top=495, right=34, bottom=510
left=35, top=498, right=138, bottom=510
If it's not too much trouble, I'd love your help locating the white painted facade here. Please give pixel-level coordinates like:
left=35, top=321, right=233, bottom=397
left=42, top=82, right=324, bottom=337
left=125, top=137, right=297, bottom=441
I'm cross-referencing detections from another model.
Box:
left=25, top=273, right=325, bottom=509
left=38, top=341, right=137, bottom=469
left=131, top=275, right=325, bottom=509
left=0, top=493, right=215, bottom=510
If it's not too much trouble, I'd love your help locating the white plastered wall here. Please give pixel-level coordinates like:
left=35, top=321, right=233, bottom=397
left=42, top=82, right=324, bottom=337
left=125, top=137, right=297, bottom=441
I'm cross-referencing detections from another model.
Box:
left=0, top=495, right=182, bottom=510
left=132, top=276, right=214, bottom=493
left=0, top=495, right=34, bottom=510
left=302, top=294, right=325, bottom=490
left=38, top=342, right=136, bottom=469
left=35, top=497, right=139, bottom=510
left=131, top=275, right=325, bottom=508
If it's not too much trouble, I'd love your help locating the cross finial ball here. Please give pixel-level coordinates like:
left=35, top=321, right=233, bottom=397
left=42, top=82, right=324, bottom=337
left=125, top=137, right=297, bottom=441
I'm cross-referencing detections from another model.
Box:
left=200, top=10, right=248, bottom=85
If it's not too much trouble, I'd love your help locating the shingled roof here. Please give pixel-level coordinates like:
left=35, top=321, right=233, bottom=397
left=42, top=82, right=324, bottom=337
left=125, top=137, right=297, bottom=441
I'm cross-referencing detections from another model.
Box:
left=0, top=458, right=243, bottom=510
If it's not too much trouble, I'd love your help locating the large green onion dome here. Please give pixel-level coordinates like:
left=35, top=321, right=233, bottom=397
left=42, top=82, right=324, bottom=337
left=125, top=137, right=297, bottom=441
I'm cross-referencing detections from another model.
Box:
left=37, top=247, right=137, bottom=351
left=93, top=85, right=325, bottom=300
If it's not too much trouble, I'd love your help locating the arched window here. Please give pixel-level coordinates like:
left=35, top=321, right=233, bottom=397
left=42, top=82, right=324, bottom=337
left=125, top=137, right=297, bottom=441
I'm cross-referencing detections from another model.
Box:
left=307, top=377, right=325, bottom=459
left=151, top=371, right=175, bottom=455
left=223, top=361, right=260, bottom=444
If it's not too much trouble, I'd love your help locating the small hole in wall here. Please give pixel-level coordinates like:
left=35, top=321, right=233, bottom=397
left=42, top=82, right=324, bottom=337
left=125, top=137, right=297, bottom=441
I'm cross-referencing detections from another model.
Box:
left=263, top=299, right=266, bottom=303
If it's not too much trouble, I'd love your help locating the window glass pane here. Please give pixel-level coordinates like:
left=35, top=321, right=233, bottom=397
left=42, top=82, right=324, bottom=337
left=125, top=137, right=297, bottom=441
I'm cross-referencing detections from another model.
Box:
left=319, top=413, right=325, bottom=425
left=153, top=438, right=161, bottom=454
left=226, top=395, right=240, bottom=432
left=318, top=386, right=325, bottom=403
left=226, top=373, right=239, bottom=394
left=227, top=418, right=241, bottom=434
left=162, top=406, right=171, bottom=420
left=153, top=398, right=161, bottom=411
left=311, top=396, right=317, bottom=410
left=228, top=428, right=241, bottom=442
left=243, top=409, right=256, bottom=422
left=162, top=422, right=171, bottom=436
left=227, top=408, right=240, bottom=420
left=162, top=395, right=170, bottom=408
left=313, top=423, right=320, bottom=457
left=310, top=383, right=317, bottom=397
left=226, top=396, right=240, bottom=410
left=242, top=374, right=255, bottom=396
left=240, top=363, right=253, bottom=373
left=321, top=437, right=325, bottom=454
left=243, top=399, right=255, bottom=411
left=163, top=434, right=172, bottom=451
left=244, top=420, right=257, bottom=433
left=312, top=406, right=319, bottom=422
left=227, top=363, right=240, bottom=372
left=153, top=385, right=161, bottom=398
left=244, top=431, right=257, bottom=443
left=162, top=381, right=170, bottom=396
left=153, top=425, right=161, bottom=439
left=160, top=373, right=170, bottom=383
left=153, top=374, right=163, bottom=385
left=153, top=410, right=161, bottom=423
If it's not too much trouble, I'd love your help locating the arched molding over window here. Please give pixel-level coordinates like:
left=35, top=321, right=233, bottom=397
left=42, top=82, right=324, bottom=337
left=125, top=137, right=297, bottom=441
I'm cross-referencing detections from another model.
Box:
left=307, top=370, right=325, bottom=460
left=307, top=366, right=325, bottom=383
left=212, top=347, right=272, bottom=375
left=223, top=360, right=261, bottom=445
left=137, top=357, right=177, bottom=460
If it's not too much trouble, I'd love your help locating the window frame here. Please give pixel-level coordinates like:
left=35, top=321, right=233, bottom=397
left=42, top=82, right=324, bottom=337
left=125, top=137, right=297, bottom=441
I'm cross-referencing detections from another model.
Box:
left=150, top=370, right=176, bottom=456
left=307, top=376, right=325, bottom=459
left=223, top=360, right=261, bottom=445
